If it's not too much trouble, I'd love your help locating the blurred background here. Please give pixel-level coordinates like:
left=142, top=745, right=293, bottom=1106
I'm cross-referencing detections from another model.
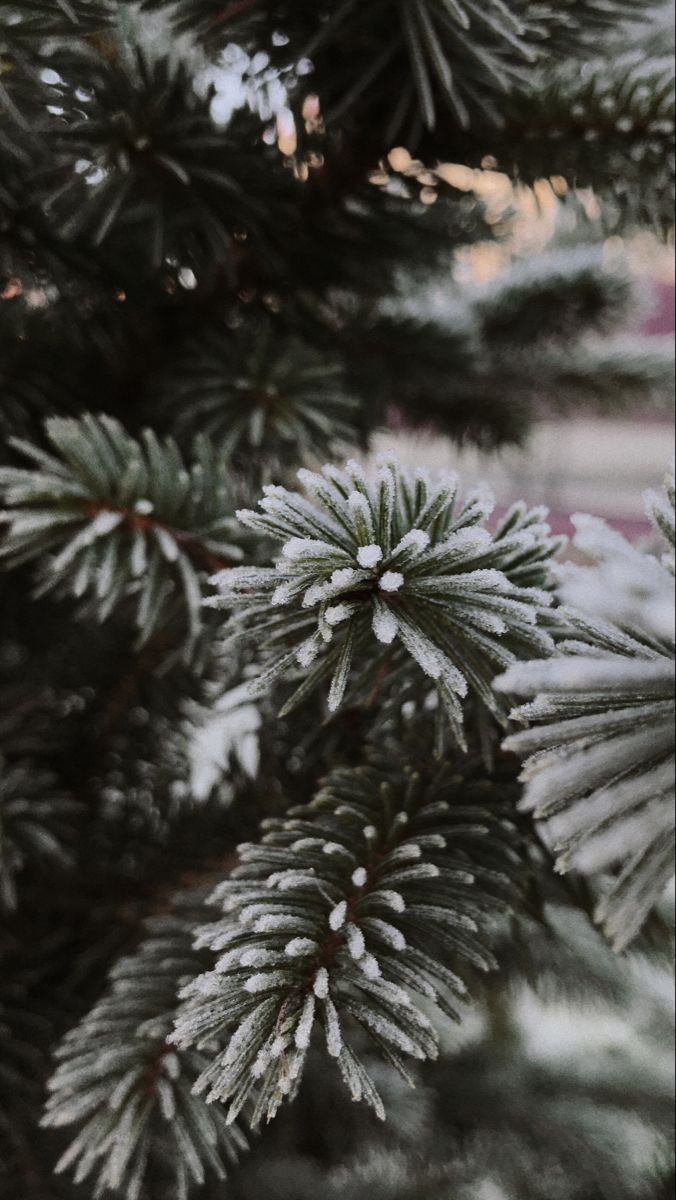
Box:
left=375, top=186, right=675, bottom=537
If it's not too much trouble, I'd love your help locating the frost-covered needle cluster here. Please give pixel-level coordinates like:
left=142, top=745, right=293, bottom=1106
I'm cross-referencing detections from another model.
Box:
left=42, top=911, right=248, bottom=1200
left=171, top=764, right=522, bottom=1125
left=496, top=472, right=676, bottom=952
left=208, top=457, right=562, bottom=743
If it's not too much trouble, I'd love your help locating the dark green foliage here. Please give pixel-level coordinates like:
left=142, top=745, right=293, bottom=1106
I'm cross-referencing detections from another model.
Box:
left=0, top=758, right=80, bottom=912
left=0, top=415, right=244, bottom=652
left=0, top=3, right=116, bottom=47
left=470, top=244, right=639, bottom=344
left=0, top=2, right=673, bottom=1198
left=0, top=638, right=84, bottom=914
left=138, top=1, right=658, bottom=144
left=0, top=1, right=671, bottom=461
left=276, top=0, right=537, bottom=135
left=0, top=936, right=78, bottom=1200
left=39, top=49, right=287, bottom=279
left=156, top=319, right=361, bottom=476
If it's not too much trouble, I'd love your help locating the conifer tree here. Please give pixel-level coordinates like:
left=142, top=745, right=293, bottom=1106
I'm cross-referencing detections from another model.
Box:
left=0, top=3, right=674, bottom=1198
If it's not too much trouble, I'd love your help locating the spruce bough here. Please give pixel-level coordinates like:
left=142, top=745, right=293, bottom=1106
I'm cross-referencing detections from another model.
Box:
left=0, top=2, right=674, bottom=1198
left=208, top=457, right=561, bottom=742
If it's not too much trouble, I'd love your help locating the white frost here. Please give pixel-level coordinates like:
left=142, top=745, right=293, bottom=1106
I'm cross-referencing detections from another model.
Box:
left=346, top=923, right=366, bottom=960
left=295, top=994, right=316, bottom=1050
left=379, top=571, right=404, bottom=593
left=272, top=582, right=295, bottom=606
left=329, top=901, right=348, bottom=931
left=331, top=567, right=358, bottom=588
left=325, top=604, right=353, bottom=627
left=282, top=537, right=333, bottom=560
left=357, top=544, right=384, bottom=568
left=393, top=529, right=430, bottom=557
left=285, top=938, right=318, bottom=958
left=313, top=968, right=330, bottom=999
left=297, top=635, right=323, bottom=667
left=359, top=953, right=381, bottom=980
left=372, top=605, right=398, bottom=645
left=244, top=973, right=278, bottom=993
left=323, top=996, right=343, bottom=1058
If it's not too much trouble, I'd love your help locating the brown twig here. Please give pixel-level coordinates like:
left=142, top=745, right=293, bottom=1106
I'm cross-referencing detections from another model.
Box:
left=208, top=0, right=261, bottom=30
left=366, top=658, right=393, bottom=707
left=96, top=625, right=175, bottom=741
left=82, top=501, right=235, bottom=575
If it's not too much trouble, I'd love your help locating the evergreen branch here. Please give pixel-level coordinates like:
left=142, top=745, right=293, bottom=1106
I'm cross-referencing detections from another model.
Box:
left=0, top=414, right=244, bottom=651
left=208, top=456, right=561, bottom=745
left=496, top=475, right=676, bottom=951
left=172, top=761, right=524, bottom=1124
left=488, top=51, right=675, bottom=229
left=470, top=244, right=640, bottom=346
left=3, top=30, right=491, bottom=305
left=0, top=0, right=673, bottom=1193
left=556, top=504, right=676, bottom=641
left=139, top=0, right=654, bottom=143
left=0, top=937, right=80, bottom=1200
left=499, top=637, right=675, bottom=952
left=78, top=500, right=233, bottom=576
left=296, top=0, right=534, bottom=136
left=344, top=242, right=673, bottom=441
left=156, top=318, right=362, bottom=479
left=524, top=1, right=664, bottom=49
left=34, top=46, right=289, bottom=278
left=645, top=472, right=676, bottom=575
left=43, top=902, right=249, bottom=1200
left=526, top=337, right=675, bottom=410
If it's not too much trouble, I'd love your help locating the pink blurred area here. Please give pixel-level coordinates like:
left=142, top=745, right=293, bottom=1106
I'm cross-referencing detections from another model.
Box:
left=642, top=280, right=676, bottom=338
left=380, top=270, right=674, bottom=539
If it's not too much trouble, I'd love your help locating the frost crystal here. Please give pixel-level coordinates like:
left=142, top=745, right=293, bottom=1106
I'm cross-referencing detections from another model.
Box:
left=329, top=900, right=348, bottom=931
left=285, top=938, right=319, bottom=958
left=323, top=996, right=343, bottom=1058
left=379, top=571, right=404, bottom=593
left=357, top=543, right=384, bottom=568
left=253, top=914, right=299, bottom=933
left=295, top=994, right=316, bottom=1050
left=393, top=529, right=430, bottom=556
left=346, top=923, right=366, bottom=960
left=244, top=973, right=278, bottom=993
left=325, top=604, right=354, bottom=626
left=360, top=953, right=381, bottom=979
left=372, top=604, right=399, bottom=645
left=297, top=636, right=322, bottom=667
left=283, top=537, right=333, bottom=560
left=313, top=968, right=330, bottom=999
